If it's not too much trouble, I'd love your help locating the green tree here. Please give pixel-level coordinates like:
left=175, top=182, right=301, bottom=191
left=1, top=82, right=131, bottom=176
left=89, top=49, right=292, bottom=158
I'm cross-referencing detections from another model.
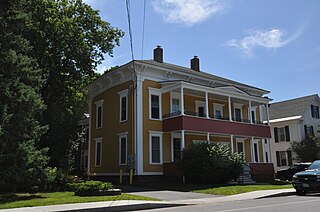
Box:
left=291, top=134, right=320, bottom=162
left=0, top=0, right=48, bottom=191
left=181, top=142, right=245, bottom=183
left=24, top=0, right=123, bottom=170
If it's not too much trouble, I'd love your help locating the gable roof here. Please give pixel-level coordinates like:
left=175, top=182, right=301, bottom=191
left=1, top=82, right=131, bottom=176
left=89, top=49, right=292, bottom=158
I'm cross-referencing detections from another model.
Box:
left=267, top=94, right=319, bottom=120
left=137, top=60, right=270, bottom=95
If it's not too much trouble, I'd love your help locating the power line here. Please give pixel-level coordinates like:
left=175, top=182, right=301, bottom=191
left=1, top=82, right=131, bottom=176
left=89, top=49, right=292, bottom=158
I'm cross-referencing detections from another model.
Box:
left=125, top=0, right=134, bottom=61
left=141, top=0, right=147, bottom=59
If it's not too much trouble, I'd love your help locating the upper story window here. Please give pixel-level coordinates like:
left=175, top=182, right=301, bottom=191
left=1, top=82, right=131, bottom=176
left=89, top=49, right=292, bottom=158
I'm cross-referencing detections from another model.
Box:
left=250, top=107, right=257, bottom=124
left=170, top=92, right=180, bottom=114
left=95, top=100, right=104, bottom=129
left=233, top=103, right=243, bottom=122
left=118, top=89, right=128, bottom=122
left=311, top=105, right=319, bottom=119
left=213, top=103, right=224, bottom=119
left=304, top=125, right=314, bottom=137
left=274, top=126, right=290, bottom=142
left=149, top=88, right=162, bottom=120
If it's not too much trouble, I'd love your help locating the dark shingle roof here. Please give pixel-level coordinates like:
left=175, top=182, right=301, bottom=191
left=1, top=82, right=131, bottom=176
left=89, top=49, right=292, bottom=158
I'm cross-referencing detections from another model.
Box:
left=136, top=60, right=269, bottom=94
left=267, top=94, right=319, bottom=120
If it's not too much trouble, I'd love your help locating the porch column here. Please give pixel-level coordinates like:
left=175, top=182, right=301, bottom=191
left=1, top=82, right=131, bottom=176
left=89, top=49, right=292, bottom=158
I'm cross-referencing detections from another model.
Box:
left=266, top=104, right=270, bottom=125
left=207, top=132, right=210, bottom=142
left=205, top=92, right=209, bottom=118
left=230, top=135, right=234, bottom=153
left=262, top=139, right=266, bottom=162
left=181, top=130, right=185, bottom=150
left=249, top=100, right=252, bottom=124
left=268, top=138, right=273, bottom=162
left=250, top=137, right=254, bottom=162
left=228, top=96, right=232, bottom=121
left=180, top=86, right=184, bottom=115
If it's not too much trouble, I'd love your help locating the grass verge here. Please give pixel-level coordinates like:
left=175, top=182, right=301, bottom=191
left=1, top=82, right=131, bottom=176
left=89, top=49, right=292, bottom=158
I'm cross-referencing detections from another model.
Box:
left=0, top=192, right=158, bottom=209
left=193, top=184, right=293, bottom=195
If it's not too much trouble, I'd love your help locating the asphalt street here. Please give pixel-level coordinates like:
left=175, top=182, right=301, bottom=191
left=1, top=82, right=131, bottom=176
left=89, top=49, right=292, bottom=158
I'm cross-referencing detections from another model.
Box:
left=143, top=193, right=320, bottom=212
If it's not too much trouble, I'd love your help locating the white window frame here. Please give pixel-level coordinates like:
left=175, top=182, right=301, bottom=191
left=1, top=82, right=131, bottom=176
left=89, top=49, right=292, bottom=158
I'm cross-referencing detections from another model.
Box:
left=118, top=89, right=128, bottom=123
left=195, top=100, right=205, bottom=116
left=149, top=131, right=163, bottom=165
left=94, top=137, right=102, bottom=167
left=236, top=138, right=245, bottom=159
left=95, top=100, right=104, bottom=129
left=213, top=103, right=224, bottom=118
left=149, top=88, right=162, bottom=120
left=233, top=103, right=243, bottom=121
left=171, top=133, right=182, bottom=162
left=170, top=92, right=180, bottom=113
left=253, top=140, right=260, bottom=163
left=118, top=132, right=128, bottom=165
left=249, top=106, right=257, bottom=123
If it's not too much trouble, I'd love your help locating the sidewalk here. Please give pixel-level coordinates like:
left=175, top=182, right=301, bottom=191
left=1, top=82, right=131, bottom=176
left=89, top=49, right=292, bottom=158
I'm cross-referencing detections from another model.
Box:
left=0, top=188, right=296, bottom=212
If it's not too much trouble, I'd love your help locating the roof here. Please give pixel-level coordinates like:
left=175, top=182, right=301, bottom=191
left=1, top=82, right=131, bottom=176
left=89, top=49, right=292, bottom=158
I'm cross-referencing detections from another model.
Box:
left=267, top=94, right=319, bottom=121
left=137, top=60, right=269, bottom=94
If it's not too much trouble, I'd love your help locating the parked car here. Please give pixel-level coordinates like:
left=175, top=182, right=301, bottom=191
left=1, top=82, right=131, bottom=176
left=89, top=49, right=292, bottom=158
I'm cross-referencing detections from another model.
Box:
left=275, top=162, right=311, bottom=181
left=292, top=160, right=320, bottom=195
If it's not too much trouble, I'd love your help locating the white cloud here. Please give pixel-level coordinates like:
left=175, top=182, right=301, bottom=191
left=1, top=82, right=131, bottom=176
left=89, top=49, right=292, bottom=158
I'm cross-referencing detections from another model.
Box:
left=226, top=28, right=304, bottom=57
left=152, top=0, right=227, bottom=26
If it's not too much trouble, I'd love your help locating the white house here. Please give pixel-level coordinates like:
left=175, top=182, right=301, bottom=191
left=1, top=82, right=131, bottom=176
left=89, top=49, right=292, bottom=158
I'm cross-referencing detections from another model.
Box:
left=266, top=94, right=320, bottom=171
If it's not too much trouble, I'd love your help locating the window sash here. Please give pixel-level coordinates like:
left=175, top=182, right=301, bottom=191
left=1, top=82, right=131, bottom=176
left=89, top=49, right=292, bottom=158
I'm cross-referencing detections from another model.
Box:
left=121, top=96, right=127, bottom=121
left=119, top=137, right=127, bottom=165
left=95, top=141, right=102, bottom=166
left=151, top=136, right=161, bottom=163
left=151, top=95, right=160, bottom=119
left=97, top=106, right=102, bottom=128
left=172, top=99, right=180, bottom=113
left=173, top=138, right=181, bottom=162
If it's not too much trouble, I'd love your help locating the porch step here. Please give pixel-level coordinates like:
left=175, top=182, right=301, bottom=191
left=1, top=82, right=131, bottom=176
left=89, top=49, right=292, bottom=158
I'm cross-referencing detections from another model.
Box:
left=237, top=175, right=256, bottom=184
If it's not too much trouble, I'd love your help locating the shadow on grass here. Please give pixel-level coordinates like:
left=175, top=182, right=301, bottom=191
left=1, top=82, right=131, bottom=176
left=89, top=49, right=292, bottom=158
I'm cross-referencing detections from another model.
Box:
left=0, top=193, right=44, bottom=204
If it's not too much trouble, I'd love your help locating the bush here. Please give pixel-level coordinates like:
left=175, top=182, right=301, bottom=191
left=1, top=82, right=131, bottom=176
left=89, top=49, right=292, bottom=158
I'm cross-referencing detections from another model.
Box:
left=68, top=180, right=114, bottom=193
left=45, top=167, right=74, bottom=191
left=180, top=142, right=245, bottom=183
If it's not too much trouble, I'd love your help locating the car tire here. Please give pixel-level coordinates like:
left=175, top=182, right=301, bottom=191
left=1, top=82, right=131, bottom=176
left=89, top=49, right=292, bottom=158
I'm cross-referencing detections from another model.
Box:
left=296, top=189, right=307, bottom=196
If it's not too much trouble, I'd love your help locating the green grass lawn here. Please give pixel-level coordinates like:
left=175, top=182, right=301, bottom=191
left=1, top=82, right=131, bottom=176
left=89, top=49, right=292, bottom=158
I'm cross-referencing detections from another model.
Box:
left=0, top=192, right=158, bottom=209
left=193, top=184, right=293, bottom=195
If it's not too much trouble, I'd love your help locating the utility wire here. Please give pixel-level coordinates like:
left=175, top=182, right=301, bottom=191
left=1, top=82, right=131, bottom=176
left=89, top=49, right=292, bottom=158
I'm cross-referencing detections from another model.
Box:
left=141, top=0, right=147, bottom=59
left=126, top=0, right=135, bottom=61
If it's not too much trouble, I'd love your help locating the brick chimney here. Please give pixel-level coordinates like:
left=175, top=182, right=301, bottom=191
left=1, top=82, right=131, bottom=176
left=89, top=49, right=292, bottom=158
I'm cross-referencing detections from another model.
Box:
left=191, top=56, right=200, bottom=71
left=153, top=45, right=163, bottom=63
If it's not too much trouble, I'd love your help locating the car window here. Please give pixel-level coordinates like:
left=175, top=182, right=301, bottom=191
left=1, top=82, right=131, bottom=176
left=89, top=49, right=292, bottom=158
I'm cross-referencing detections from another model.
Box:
left=308, top=161, right=320, bottom=170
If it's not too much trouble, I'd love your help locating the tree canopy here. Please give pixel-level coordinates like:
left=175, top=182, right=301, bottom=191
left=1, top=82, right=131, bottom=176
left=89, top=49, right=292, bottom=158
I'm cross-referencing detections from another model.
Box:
left=291, top=134, right=320, bottom=162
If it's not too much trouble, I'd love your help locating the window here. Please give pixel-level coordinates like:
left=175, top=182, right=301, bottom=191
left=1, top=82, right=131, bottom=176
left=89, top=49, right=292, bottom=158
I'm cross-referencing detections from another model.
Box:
left=236, top=140, right=245, bottom=158
left=304, top=125, right=314, bottom=137
left=95, top=100, right=104, bottom=129
left=149, top=88, right=162, bottom=120
left=149, top=132, right=162, bottom=164
left=95, top=138, right=102, bottom=166
left=118, top=89, right=128, bottom=122
left=311, top=105, right=320, bottom=118
left=274, top=126, right=290, bottom=142
left=233, top=104, right=243, bottom=122
left=253, top=141, right=259, bottom=162
left=251, top=109, right=256, bottom=124
left=118, top=133, right=127, bottom=165
left=172, top=99, right=180, bottom=113
left=195, top=101, right=205, bottom=117
left=276, top=151, right=293, bottom=167
left=172, top=138, right=181, bottom=162
left=213, top=103, right=224, bottom=119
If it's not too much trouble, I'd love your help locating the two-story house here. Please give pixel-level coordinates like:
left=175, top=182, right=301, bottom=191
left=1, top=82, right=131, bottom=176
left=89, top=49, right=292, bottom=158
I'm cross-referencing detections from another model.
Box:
left=83, top=46, right=273, bottom=180
left=266, top=94, right=320, bottom=171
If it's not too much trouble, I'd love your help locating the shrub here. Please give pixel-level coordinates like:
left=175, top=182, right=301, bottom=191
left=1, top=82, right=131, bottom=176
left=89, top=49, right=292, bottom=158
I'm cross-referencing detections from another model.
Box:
left=45, top=167, right=74, bottom=191
left=68, top=180, right=114, bottom=193
left=180, top=142, right=245, bottom=183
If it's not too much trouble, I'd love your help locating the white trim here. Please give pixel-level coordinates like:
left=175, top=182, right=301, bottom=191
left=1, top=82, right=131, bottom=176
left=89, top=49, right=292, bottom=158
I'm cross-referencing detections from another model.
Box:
left=249, top=106, right=257, bottom=124
left=117, top=131, right=128, bottom=136
left=171, top=132, right=182, bottom=162
left=88, top=98, right=92, bottom=174
left=94, top=137, right=102, bottom=167
left=213, top=103, right=224, bottom=118
left=149, top=132, right=163, bottom=165
left=233, top=103, right=243, bottom=121
left=195, top=100, right=205, bottom=116
left=118, top=89, right=128, bottom=123
left=141, top=172, right=163, bottom=176
left=170, top=92, right=181, bottom=113
left=149, top=130, right=163, bottom=135
left=95, top=100, right=104, bottom=129
left=236, top=138, right=245, bottom=159
left=119, top=134, right=128, bottom=165
left=149, top=88, right=162, bottom=120
left=253, top=139, right=260, bottom=163
left=267, top=115, right=301, bottom=123
left=136, top=75, right=144, bottom=175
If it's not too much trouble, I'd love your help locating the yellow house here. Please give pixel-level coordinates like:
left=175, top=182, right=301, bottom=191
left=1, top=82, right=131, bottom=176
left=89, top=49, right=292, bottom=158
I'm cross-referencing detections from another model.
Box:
left=83, top=46, right=274, bottom=180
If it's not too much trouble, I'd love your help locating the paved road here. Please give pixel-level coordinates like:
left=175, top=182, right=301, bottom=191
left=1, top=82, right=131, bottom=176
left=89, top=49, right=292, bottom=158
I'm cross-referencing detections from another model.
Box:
left=143, top=193, right=320, bottom=212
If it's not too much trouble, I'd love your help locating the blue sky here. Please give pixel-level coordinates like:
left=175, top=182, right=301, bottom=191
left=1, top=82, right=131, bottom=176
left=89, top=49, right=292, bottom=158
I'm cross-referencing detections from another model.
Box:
left=84, top=0, right=320, bottom=102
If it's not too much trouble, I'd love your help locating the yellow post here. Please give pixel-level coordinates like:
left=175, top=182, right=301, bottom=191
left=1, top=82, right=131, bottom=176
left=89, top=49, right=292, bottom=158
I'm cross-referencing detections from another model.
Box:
left=119, top=169, right=123, bottom=184
left=129, top=169, right=133, bottom=185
